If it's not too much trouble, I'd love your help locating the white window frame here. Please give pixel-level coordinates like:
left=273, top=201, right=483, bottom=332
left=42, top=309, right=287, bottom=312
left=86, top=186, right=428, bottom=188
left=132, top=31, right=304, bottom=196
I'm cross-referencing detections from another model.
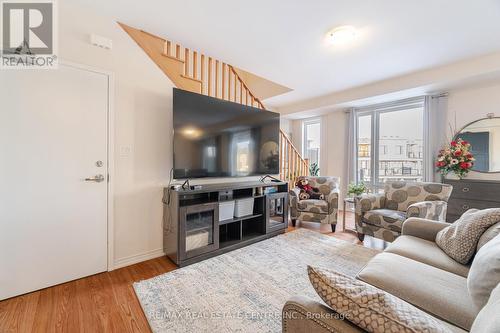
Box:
left=354, top=97, right=427, bottom=191
left=302, top=118, right=321, bottom=170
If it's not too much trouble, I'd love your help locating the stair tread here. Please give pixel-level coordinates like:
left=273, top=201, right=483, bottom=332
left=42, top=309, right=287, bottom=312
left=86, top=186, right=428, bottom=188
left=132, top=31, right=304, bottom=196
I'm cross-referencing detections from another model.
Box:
left=161, top=53, right=184, bottom=64
left=180, top=75, right=202, bottom=83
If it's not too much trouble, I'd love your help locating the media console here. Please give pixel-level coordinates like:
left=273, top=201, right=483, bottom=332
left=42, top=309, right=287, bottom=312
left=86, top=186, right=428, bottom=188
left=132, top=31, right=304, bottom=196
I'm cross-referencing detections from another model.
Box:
left=163, top=180, right=289, bottom=266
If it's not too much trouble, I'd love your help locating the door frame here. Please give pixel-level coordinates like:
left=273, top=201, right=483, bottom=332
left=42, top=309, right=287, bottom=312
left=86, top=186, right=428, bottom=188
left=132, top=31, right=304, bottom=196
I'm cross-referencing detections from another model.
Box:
left=59, top=60, right=115, bottom=271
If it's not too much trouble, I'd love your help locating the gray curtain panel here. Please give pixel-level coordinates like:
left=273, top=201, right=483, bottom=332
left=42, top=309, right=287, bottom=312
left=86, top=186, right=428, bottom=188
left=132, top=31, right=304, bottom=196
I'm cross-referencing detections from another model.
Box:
left=424, top=94, right=449, bottom=182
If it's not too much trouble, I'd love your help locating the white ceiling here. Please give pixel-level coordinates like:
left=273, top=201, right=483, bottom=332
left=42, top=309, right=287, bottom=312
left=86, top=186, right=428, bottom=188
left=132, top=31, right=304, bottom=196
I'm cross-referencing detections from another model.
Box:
left=78, top=0, right=500, bottom=109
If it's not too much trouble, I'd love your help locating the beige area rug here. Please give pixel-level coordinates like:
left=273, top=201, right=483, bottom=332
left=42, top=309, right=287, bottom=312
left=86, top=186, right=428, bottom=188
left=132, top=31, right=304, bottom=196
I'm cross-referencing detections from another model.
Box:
left=134, top=228, right=380, bottom=332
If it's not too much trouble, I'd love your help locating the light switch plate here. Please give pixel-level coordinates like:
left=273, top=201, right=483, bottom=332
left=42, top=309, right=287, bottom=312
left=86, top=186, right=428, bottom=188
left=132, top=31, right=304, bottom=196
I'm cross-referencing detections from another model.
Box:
left=119, top=146, right=131, bottom=157
left=90, top=34, right=113, bottom=50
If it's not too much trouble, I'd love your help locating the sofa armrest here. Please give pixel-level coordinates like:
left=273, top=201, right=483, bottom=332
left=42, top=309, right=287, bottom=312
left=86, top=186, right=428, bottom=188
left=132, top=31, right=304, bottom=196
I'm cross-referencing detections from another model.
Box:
left=289, top=187, right=301, bottom=197
left=402, top=217, right=450, bottom=242
left=406, top=200, right=448, bottom=221
left=354, top=193, right=385, bottom=214
left=327, top=189, right=339, bottom=214
left=289, top=188, right=300, bottom=205
left=289, top=188, right=300, bottom=219
left=282, top=296, right=363, bottom=333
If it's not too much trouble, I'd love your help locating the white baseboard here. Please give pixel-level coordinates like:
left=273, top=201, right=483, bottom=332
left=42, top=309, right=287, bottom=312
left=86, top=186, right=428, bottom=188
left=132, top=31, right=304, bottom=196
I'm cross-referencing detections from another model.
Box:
left=112, top=248, right=166, bottom=270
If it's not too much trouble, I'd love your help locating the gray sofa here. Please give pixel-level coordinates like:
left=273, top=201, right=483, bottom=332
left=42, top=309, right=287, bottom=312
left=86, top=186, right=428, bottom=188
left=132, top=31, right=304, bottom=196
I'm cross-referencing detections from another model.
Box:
left=283, top=217, right=500, bottom=333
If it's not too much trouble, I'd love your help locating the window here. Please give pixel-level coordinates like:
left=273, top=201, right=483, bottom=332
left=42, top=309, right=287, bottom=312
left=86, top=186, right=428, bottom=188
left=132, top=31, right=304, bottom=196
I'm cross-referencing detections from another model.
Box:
left=357, top=114, right=372, bottom=184
left=355, top=98, right=425, bottom=189
left=303, top=119, right=321, bottom=172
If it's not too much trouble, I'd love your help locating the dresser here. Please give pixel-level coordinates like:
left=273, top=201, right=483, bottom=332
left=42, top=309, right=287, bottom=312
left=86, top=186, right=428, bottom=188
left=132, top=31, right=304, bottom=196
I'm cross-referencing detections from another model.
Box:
left=443, top=179, right=500, bottom=222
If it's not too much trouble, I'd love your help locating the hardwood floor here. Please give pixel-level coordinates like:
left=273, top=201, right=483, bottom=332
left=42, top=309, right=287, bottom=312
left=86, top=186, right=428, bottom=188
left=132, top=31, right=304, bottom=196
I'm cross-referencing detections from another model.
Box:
left=0, top=211, right=384, bottom=333
left=0, top=257, right=176, bottom=333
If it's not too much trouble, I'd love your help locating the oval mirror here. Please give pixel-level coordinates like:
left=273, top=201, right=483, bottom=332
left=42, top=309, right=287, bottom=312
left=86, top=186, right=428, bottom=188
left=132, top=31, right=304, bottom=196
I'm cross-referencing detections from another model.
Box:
left=454, top=117, right=500, bottom=173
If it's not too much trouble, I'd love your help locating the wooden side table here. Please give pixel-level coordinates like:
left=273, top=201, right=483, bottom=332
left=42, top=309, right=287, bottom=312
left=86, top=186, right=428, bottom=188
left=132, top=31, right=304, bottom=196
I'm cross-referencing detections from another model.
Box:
left=342, top=197, right=357, bottom=234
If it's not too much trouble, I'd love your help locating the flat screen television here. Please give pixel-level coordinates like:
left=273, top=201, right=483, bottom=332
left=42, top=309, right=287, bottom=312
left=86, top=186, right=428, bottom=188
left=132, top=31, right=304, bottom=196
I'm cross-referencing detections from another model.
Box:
left=173, top=88, right=280, bottom=179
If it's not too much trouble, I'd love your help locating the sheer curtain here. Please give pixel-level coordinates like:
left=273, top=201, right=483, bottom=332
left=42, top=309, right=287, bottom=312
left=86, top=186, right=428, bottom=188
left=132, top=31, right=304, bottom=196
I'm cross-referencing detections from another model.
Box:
left=424, top=94, right=448, bottom=182
left=345, top=108, right=357, bottom=188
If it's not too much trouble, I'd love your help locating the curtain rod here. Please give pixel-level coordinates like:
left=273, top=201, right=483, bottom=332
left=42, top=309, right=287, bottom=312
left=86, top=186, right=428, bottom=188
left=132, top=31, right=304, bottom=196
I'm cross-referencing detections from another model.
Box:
left=431, top=92, right=449, bottom=99
left=344, top=93, right=448, bottom=113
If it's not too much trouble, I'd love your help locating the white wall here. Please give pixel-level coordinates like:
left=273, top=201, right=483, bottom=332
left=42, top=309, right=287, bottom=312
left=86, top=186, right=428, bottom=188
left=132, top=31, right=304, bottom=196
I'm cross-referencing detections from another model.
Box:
left=278, top=52, right=500, bottom=115
left=60, top=2, right=174, bottom=267
left=280, top=118, right=292, bottom=137
left=323, top=112, right=348, bottom=204
left=446, top=81, right=500, bottom=180
left=447, top=82, right=500, bottom=131
left=291, top=119, right=302, bottom=149
left=289, top=113, right=348, bottom=203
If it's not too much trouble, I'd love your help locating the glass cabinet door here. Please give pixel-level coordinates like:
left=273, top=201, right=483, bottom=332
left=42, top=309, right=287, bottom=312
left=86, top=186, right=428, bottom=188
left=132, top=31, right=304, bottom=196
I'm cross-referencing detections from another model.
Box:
left=266, top=193, right=288, bottom=233
left=180, top=202, right=219, bottom=260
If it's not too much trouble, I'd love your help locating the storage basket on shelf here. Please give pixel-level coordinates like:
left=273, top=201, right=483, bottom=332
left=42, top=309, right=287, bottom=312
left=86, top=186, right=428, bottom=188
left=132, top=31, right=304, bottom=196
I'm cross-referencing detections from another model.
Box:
left=234, top=197, right=254, bottom=217
left=219, top=200, right=235, bottom=221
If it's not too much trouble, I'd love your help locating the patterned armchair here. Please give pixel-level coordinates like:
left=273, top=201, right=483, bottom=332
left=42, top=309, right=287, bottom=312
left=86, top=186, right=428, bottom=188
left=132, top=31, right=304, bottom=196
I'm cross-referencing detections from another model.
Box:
left=289, top=176, right=340, bottom=232
left=355, top=181, right=453, bottom=242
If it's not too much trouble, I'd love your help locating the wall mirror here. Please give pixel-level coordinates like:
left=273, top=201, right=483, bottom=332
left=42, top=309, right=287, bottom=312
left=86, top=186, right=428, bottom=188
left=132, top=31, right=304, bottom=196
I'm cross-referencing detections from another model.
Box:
left=454, top=117, right=500, bottom=173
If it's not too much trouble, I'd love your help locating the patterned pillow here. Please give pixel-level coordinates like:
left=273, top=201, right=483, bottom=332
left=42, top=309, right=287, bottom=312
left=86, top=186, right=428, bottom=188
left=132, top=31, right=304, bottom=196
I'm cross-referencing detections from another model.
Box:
left=307, top=266, right=451, bottom=333
left=435, top=208, right=500, bottom=264
left=384, top=181, right=452, bottom=212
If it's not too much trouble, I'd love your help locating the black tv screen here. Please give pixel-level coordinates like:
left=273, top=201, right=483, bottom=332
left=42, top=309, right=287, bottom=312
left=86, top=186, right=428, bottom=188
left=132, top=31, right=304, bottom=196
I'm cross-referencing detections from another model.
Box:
left=173, top=89, right=280, bottom=179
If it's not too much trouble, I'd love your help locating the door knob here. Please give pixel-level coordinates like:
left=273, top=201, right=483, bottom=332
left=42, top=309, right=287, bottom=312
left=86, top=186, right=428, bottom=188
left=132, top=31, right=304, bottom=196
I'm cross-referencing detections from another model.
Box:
left=85, top=174, right=105, bottom=182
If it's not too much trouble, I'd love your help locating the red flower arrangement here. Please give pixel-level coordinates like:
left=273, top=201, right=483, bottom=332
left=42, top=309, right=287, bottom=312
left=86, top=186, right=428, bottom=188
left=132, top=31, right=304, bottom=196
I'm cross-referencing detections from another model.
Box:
left=436, top=138, right=475, bottom=179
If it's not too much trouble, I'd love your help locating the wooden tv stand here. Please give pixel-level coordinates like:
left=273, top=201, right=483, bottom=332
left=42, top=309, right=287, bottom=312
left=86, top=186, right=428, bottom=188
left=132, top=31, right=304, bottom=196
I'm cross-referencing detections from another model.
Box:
left=162, top=180, right=289, bottom=267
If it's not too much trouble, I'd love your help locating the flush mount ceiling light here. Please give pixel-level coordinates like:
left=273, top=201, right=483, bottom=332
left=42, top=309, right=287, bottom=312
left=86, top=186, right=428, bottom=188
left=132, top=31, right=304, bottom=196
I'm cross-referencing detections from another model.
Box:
left=326, top=25, right=357, bottom=45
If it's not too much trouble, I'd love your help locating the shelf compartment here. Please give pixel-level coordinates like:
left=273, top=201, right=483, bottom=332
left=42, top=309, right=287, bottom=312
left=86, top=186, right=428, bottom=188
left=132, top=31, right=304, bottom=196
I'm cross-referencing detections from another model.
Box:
left=219, top=213, right=263, bottom=226
left=233, top=187, right=254, bottom=199
left=179, top=191, right=219, bottom=207
left=220, top=231, right=262, bottom=249
left=219, top=220, right=241, bottom=247
left=241, top=216, right=266, bottom=236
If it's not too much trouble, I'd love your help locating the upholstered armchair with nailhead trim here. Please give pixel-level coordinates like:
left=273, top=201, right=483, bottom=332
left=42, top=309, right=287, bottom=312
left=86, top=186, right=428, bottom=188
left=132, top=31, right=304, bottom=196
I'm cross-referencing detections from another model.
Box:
left=354, top=181, right=453, bottom=242
left=289, top=176, right=340, bottom=232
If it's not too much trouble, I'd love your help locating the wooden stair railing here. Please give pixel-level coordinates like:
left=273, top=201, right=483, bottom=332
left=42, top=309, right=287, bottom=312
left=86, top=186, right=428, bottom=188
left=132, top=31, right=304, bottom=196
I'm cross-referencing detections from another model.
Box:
left=119, top=23, right=266, bottom=109
left=118, top=22, right=309, bottom=183
left=280, top=130, right=309, bottom=186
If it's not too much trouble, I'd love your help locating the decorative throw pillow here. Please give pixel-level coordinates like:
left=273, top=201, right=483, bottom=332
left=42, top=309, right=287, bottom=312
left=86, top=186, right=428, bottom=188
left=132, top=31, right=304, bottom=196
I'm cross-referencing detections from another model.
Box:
left=477, top=222, right=500, bottom=252
left=307, top=266, right=451, bottom=333
left=467, top=234, right=500, bottom=310
left=435, top=208, right=500, bottom=264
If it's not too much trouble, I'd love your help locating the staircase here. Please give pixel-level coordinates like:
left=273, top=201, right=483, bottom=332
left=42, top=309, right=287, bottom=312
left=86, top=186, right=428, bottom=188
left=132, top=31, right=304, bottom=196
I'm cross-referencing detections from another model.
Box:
left=118, top=23, right=309, bottom=184
left=279, top=131, right=309, bottom=185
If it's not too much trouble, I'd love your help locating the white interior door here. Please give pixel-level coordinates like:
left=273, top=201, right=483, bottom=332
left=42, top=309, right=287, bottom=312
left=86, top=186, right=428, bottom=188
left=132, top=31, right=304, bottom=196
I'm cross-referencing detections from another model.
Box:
left=0, top=64, right=109, bottom=300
